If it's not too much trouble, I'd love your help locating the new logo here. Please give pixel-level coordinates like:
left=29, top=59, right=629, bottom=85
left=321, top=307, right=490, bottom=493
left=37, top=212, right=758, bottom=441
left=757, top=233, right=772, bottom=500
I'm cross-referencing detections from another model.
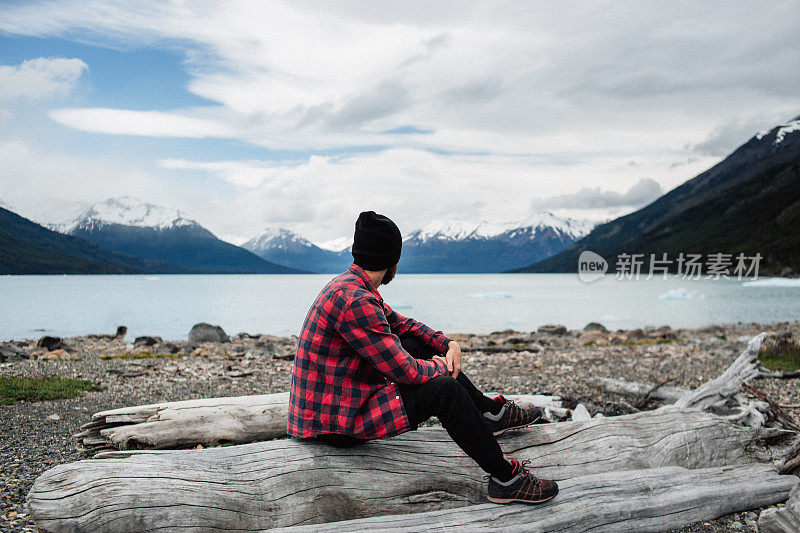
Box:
left=578, top=250, right=607, bottom=283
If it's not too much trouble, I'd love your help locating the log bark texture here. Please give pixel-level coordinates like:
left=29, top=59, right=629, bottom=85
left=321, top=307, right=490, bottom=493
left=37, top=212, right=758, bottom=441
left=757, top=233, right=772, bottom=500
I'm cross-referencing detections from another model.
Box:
left=29, top=408, right=795, bottom=532
left=76, top=392, right=563, bottom=455
left=759, top=482, right=800, bottom=533
left=75, top=393, right=290, bottom=454
left=586, top=376, right=687, bottom=403
left=273, top=464, right=797, bottom=533
left=675, top=332, right=767, bottom=410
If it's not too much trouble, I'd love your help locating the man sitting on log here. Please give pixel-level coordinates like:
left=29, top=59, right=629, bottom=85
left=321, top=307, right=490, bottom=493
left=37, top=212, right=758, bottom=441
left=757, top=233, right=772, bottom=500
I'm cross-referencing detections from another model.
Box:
left=288, top=210, right=559, bottom=505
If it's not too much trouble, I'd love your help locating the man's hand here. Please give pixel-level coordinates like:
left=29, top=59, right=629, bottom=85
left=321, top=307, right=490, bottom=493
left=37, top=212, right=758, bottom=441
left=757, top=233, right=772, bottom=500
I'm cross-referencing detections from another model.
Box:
left=444, top=340, right=462, bottom=379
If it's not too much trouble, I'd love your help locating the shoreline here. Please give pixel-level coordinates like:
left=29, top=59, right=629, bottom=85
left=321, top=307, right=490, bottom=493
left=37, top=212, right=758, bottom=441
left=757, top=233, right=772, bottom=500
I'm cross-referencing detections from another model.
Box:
left=3, top=317, right=800, bottom=347
left=1, top=320, right=799, bottom=532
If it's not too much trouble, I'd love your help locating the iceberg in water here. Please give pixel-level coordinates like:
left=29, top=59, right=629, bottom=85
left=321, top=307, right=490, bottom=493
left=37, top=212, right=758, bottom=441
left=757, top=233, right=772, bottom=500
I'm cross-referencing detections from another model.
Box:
left=658, top=288, right=704, bottom=301
left=468, top=292, right=512, bottom=299
left=742, top=278, right=800, bottom=287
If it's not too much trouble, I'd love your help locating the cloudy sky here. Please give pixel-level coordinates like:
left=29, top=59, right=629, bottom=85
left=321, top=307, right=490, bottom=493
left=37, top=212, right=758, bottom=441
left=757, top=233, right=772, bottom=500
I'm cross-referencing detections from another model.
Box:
left=0, top=1, right=797, bottom=244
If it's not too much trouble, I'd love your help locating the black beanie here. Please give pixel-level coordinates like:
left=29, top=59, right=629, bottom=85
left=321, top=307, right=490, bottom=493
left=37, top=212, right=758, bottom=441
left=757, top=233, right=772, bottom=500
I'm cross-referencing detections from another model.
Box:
left=352, top=211, right=402, bottom=270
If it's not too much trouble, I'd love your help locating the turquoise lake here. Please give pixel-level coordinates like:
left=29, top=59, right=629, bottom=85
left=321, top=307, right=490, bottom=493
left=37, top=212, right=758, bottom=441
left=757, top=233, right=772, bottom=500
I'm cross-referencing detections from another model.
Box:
left=2, top=274, right=799, bottom=341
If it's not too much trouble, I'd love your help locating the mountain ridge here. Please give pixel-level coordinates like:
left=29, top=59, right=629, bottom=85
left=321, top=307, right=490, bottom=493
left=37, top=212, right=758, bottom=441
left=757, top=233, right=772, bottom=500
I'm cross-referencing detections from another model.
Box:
left=0, top=205, right=190, bottom=274
left=513, top=117, right=800, bottom=274
left=54, top=198, right=304, bottom=274
left=244, top=213, right=594, bottom=273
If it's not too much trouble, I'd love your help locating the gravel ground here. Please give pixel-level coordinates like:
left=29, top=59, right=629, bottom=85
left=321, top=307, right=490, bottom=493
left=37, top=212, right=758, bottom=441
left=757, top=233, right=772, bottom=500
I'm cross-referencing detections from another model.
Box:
left=1, top=321, right=798, bottom=532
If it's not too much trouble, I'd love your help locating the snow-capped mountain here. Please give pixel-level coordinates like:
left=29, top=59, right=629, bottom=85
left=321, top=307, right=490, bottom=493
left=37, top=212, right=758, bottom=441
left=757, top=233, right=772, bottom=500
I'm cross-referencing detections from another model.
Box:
left=400, top=213, right=594, bottom=273
left=406, top=213, right=593, bottom=244
left=52, top=196, right=198, bottom=233
left=242, top=213, right=594, bottom=273
left=242, top=227, right=351, bottom=273
left=54, top=197, right=300, bottom=274
left=523, top=115, right=800, bottom=274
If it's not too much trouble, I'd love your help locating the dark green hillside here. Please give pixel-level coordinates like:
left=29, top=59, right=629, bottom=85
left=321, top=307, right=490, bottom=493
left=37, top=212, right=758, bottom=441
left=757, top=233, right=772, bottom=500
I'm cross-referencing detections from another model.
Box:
left=618, top=159, right=799, bottom=274
left=515, top=118, right=800, bottom=275
left=0, top=207, right=186, bottom=274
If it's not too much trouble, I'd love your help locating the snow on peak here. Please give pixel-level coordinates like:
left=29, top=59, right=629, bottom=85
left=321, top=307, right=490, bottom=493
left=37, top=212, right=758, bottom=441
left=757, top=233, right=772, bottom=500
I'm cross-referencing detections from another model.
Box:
left=60, top=196, right=196, bottom=232
left=775, top=120, right=800, bottom=144
left=407, top=213, right=594, bottom=242
left=244, top=227, right=313, bottom=250
left=316, top=236, right=352, bottom=252
left=755, top=119, right=800, bottom=144
left=278, top=213, right=594, bottom=252
left=408, top=219, right=481, bottom=242
left=509, top=212, right=595, bottom=239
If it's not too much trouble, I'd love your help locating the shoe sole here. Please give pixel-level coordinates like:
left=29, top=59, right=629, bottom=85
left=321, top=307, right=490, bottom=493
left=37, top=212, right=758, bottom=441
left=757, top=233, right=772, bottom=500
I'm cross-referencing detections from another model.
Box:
left=487, top=488, right=559, bottom=504
left=492, top=412, right=543, bottom=436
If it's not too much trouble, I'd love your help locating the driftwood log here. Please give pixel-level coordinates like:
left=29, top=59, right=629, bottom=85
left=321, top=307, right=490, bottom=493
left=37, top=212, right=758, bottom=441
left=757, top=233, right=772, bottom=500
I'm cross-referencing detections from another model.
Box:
left=589, top=333, right=775, bottom=428
left=75, top=393, right=290, bottom=455
left=759, top=482, right=800, bottom=533
left=28, top=407, right=797, bottom=531
left=272, top=464, right=795, bottom=532
left=76, top=393, right=564, bottom=455
left=675, top=332, right=767, bottom=409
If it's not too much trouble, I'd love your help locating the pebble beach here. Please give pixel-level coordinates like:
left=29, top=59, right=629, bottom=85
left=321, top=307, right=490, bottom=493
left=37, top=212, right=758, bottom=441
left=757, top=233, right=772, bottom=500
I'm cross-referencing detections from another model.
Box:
left=1, top=320, right=799, bottom=532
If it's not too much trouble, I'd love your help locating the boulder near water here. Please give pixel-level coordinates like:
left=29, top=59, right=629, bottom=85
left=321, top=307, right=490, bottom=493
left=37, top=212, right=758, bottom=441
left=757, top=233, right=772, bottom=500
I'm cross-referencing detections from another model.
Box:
left=133, top=336, right=162, bottom=347
left=36, top=336, right=65, bottom=351
left=0, top=344, right=29, bottom=362
left=537, top=324, right=568, bottom=336
left=579, top=330, right=606, bottom=344
left=583, top=322, right=609, bottom=333
left=188, top=323, right=229, bottom=346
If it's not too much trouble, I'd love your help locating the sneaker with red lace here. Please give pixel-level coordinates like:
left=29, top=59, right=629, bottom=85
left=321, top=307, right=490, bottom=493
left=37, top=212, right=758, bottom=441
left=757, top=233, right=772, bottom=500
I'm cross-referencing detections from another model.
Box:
left=487, top=459, right=559, bottom=504
left=483, top=396, right=542, bottom=436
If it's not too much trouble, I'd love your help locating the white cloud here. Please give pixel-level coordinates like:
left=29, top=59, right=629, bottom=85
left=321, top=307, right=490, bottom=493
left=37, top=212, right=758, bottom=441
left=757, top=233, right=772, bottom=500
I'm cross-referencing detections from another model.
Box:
left=160, top=159, right=273, bottom=187
left=0, top=57, right=87, bottom=101
left=0, top=2, right=798, bottom=243
left=49, top=108, right=235, bottom=138
left=1, top=2, right=797, bottom=155
left=531, top=178, right=663, bottom=211
left=158, top=149, right=714, bottom=244
left=0, top=138, right=170, bottom=225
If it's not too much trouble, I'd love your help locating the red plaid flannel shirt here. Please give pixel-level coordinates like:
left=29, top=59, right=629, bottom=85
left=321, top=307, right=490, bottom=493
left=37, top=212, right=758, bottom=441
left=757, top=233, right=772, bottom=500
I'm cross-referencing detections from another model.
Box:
left=288, top=263, right=451, bottom=439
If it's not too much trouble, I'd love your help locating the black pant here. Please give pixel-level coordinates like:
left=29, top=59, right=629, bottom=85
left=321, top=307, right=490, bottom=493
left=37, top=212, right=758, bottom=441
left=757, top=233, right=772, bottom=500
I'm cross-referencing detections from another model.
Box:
left=317, top=334, right=514, bottom=480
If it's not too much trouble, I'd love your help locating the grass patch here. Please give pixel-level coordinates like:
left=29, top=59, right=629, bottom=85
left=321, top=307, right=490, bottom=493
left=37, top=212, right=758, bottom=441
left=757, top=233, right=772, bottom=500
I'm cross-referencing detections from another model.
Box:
left=582, top=340, right=597, bottom=346
left=759, top=340, right=800, bottom=372
left=0, top=375, right=102, bottom=405
left=623, top=339, right=677, bottom=346
left=100, top=352, right=186, bottom=360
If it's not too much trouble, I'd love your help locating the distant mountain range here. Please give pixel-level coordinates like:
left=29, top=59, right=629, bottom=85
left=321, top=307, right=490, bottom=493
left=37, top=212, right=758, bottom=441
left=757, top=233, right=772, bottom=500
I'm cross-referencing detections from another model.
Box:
left=515, top=116, right=800, bottom=275
left=7, top=116, right=795, bottom=276
left=399, top=215, right=593, bottom=273
left=243, top=213, right=593, bottom=273
left=49, top=197, right=301, bottom=274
